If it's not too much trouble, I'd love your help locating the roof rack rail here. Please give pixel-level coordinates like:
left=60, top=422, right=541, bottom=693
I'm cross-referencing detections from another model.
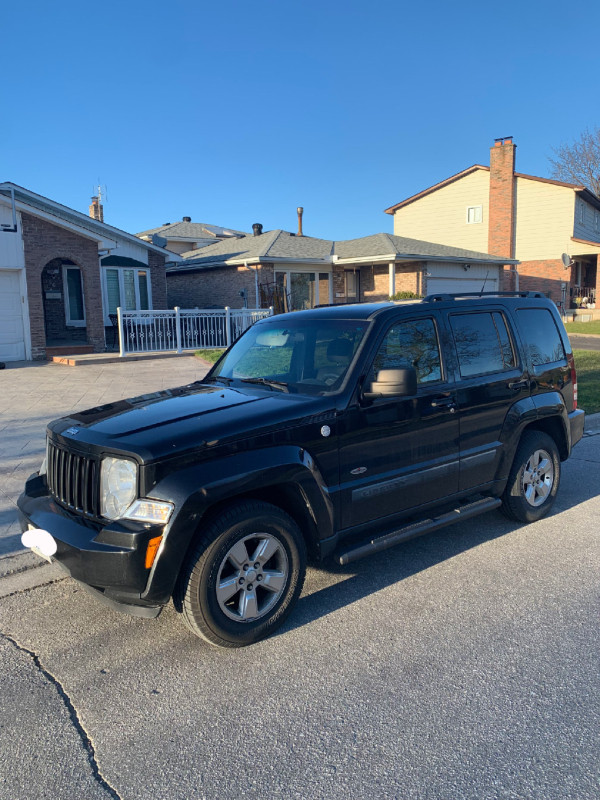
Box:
left=422, top=291, right=546, bottom=303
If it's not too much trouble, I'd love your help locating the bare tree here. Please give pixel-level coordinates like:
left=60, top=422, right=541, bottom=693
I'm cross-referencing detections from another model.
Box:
left=549, top=127, right=600, bottom=197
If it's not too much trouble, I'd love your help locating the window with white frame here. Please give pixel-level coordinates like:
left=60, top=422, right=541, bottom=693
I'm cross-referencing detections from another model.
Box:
left=63, top=266, right=85, bottom=326
left=466, top=205, right=483, bottom=224
left=102, top=267, right=151, bottom=324
left=579, top=201, right=585, bottom=225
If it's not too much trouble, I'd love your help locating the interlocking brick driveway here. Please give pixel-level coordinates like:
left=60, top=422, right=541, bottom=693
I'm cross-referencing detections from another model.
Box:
left=0, top=356, right=210, bottom=556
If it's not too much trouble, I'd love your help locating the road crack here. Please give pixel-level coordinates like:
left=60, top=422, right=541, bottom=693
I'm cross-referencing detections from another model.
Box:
left=0, top=631, right=122, bottom=800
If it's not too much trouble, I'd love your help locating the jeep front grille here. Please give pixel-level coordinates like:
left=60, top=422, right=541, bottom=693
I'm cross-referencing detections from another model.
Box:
left=47, top=440, right=100, bottom=518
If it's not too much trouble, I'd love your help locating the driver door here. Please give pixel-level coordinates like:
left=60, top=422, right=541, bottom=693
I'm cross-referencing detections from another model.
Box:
left=338, top=314, right=460, bottom=529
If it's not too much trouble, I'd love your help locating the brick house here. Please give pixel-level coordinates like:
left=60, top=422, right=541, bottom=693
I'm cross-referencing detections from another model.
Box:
left=167, top=225, right=513, bottom=312
left=385, top=137, right=600, bottom=310
left=0, top=183, right=179, bottom=362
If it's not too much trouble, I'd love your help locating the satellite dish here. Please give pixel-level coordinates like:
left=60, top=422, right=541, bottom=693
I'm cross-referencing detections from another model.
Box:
left=561, top=253, right=573, bottom=268
left=151, top=233, right=168, bottom=248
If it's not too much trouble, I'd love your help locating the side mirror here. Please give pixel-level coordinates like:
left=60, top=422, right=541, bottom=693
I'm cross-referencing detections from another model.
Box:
left=363, top=367, right=417, bottom=400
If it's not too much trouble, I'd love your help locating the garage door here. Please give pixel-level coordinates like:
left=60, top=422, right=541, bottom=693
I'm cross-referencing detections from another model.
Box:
left=427, top=276, right=498, bottom=295
left=0, top=270, right=26, bottom=361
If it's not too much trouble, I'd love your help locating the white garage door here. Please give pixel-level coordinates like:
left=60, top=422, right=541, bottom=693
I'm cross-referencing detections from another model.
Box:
left=427, top=276, right=498, bottom=295
left=0, top=270, right=26, bottom=361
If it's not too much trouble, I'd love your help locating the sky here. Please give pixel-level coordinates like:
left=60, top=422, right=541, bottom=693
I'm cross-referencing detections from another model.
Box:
left=3, top=0, right=600, bottom=241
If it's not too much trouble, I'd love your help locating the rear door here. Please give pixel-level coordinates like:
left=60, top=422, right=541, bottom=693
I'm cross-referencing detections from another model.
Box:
left=445, top=307, right=530, bottom=490
left=338, top=313, right=460, bottom=529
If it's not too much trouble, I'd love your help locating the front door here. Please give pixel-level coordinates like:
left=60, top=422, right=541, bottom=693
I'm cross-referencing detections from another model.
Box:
left=338, top=314, right=460, bottom=530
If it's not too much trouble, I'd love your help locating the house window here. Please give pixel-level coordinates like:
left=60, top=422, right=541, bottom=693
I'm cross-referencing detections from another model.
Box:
left=579, top=201, right=585, bottom=225
left=595, top=211, right=599, bottom=232
left=63, top=266, right=85, bottom=326
left=466, top=205, right=483, bottom=224
left=102, top=267, right=151, bottom=324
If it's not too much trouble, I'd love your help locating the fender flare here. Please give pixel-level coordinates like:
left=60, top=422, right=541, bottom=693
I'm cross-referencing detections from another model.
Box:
left=142, top=446, right=335, bottom=603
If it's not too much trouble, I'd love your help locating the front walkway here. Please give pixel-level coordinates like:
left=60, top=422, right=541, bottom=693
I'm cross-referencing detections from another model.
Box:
left=0, top=356, right=210, bottom=557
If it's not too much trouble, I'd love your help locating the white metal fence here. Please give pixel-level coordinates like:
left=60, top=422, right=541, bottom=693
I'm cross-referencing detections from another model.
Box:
left=117, top=307, right=273, bottom=356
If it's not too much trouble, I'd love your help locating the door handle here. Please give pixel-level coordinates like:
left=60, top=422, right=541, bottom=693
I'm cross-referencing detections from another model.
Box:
left=430, top=396, right=456, bottom=410
left=508, top=380, right=529, bottom=391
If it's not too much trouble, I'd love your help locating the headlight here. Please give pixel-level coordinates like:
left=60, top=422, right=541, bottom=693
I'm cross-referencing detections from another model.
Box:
left=100, top=457, right=137, bottom=520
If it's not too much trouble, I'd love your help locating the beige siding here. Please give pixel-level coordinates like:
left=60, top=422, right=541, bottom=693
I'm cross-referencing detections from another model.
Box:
left=513, top=178, right=575, bottom=261
left=392, top=170, right=490, bottom=251
left=164, top=240, right=192, bottom=255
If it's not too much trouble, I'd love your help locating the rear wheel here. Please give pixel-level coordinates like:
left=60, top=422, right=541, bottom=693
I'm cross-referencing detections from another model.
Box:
left=502, top=431, right=560, bottom=523
left=175, top=501, right=307, bottom=647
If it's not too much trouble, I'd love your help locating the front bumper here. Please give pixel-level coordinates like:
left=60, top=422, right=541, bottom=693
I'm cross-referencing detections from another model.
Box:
left=18, top=473, right=164, bottom=616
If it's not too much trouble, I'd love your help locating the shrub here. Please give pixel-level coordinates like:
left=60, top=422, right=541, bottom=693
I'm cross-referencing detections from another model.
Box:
left=389, top=291, right=422, bottom=301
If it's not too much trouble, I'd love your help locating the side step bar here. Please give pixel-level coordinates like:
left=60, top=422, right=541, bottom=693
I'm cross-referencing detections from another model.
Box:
left=337, top=497, right=502, bottom=566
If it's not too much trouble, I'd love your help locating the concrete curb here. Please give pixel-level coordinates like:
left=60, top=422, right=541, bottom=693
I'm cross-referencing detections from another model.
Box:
left=2, top=410, right=599, bottom=596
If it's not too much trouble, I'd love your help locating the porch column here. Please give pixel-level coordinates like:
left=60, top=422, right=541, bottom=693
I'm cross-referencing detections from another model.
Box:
left=388, top=262, right=396, bottom=298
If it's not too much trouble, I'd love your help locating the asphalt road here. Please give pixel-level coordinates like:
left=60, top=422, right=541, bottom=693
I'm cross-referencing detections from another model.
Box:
left=569, top=333, right=600, bottom=351
left=0, top=435, right=598, bottom=800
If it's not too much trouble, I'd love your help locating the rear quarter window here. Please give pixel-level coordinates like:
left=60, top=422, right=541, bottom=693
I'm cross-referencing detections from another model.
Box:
left=515, top=308, right=566, bottom=366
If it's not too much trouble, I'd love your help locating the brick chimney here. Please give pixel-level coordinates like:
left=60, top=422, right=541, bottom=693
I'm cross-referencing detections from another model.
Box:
left=89, top=196, right=104, bottom=222
left=488, top=137, right=516, bottom=259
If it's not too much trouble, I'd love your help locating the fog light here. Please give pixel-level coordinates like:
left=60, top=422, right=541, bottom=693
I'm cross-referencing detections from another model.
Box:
left=124, top=499, right=174, bottom=525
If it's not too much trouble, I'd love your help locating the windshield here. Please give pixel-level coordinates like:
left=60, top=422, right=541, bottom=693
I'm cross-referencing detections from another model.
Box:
left=209, top=318, right=369, bottom=395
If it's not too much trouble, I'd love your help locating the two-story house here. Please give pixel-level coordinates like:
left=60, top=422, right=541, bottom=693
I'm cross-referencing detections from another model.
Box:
left=385, top=137, right=600, bottom=310
left=137, top=219, right=247, bottom=255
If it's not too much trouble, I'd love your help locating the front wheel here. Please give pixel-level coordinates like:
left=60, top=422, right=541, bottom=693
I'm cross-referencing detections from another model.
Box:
left=501, top=431, right=561, bottom=523
left=175, top=501, right=307, bottom=647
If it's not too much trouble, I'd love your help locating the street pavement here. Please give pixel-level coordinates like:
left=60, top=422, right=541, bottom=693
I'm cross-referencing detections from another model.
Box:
left=569, top=333, right=600, bottom=351
left=0, top=433, right=598, bottom=799
left=0, top=357, right=599, bottom=798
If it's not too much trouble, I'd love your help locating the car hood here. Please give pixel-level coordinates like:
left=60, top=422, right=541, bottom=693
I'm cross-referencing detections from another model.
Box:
left=49, top=382, right=332, bottom=461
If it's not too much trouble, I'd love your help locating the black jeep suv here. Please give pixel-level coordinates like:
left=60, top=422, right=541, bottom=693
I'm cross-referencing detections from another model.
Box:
left=19, top=293, right=585, bottom=647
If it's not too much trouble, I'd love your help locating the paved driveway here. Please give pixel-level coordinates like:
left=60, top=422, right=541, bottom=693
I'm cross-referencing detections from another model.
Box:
left=0, top=356, right=210, bottom=557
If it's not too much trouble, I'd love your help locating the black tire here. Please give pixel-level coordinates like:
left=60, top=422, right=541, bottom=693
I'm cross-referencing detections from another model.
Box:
left=501, top=431, right=561, bottom=523
left=174, top=501, right=307, bottom=647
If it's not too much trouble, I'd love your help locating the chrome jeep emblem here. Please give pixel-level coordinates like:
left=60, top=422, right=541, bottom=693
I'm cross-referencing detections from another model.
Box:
left=65, top=427, right=80, bottom=436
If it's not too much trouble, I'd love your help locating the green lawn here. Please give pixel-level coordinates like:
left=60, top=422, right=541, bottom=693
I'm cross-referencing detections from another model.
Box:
left=565, top=321, right=600, bottom=335
left=194, top=349, right=225, bottom=364
left=573, top=350, right=600, bottom=415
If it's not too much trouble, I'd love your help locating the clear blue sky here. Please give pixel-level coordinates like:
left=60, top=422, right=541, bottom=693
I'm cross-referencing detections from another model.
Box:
left=3, top=0, right=600, bottom=241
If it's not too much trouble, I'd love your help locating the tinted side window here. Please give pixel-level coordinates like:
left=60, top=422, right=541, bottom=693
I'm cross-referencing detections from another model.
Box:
left=373, top=318, right=442, bottom=384
left=515, top=309, right=566, bottom=366
left=450, top=312, right=516, bottom=378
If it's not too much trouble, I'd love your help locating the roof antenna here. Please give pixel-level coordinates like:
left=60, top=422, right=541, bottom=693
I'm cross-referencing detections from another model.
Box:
left=480, top=270, right=489, bottom=293
left=95, top=181, right=107, bottom=205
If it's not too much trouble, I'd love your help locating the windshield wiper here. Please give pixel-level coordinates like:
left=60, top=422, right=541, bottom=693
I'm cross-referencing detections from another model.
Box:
left=240, top=377, right=289, bottom=392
